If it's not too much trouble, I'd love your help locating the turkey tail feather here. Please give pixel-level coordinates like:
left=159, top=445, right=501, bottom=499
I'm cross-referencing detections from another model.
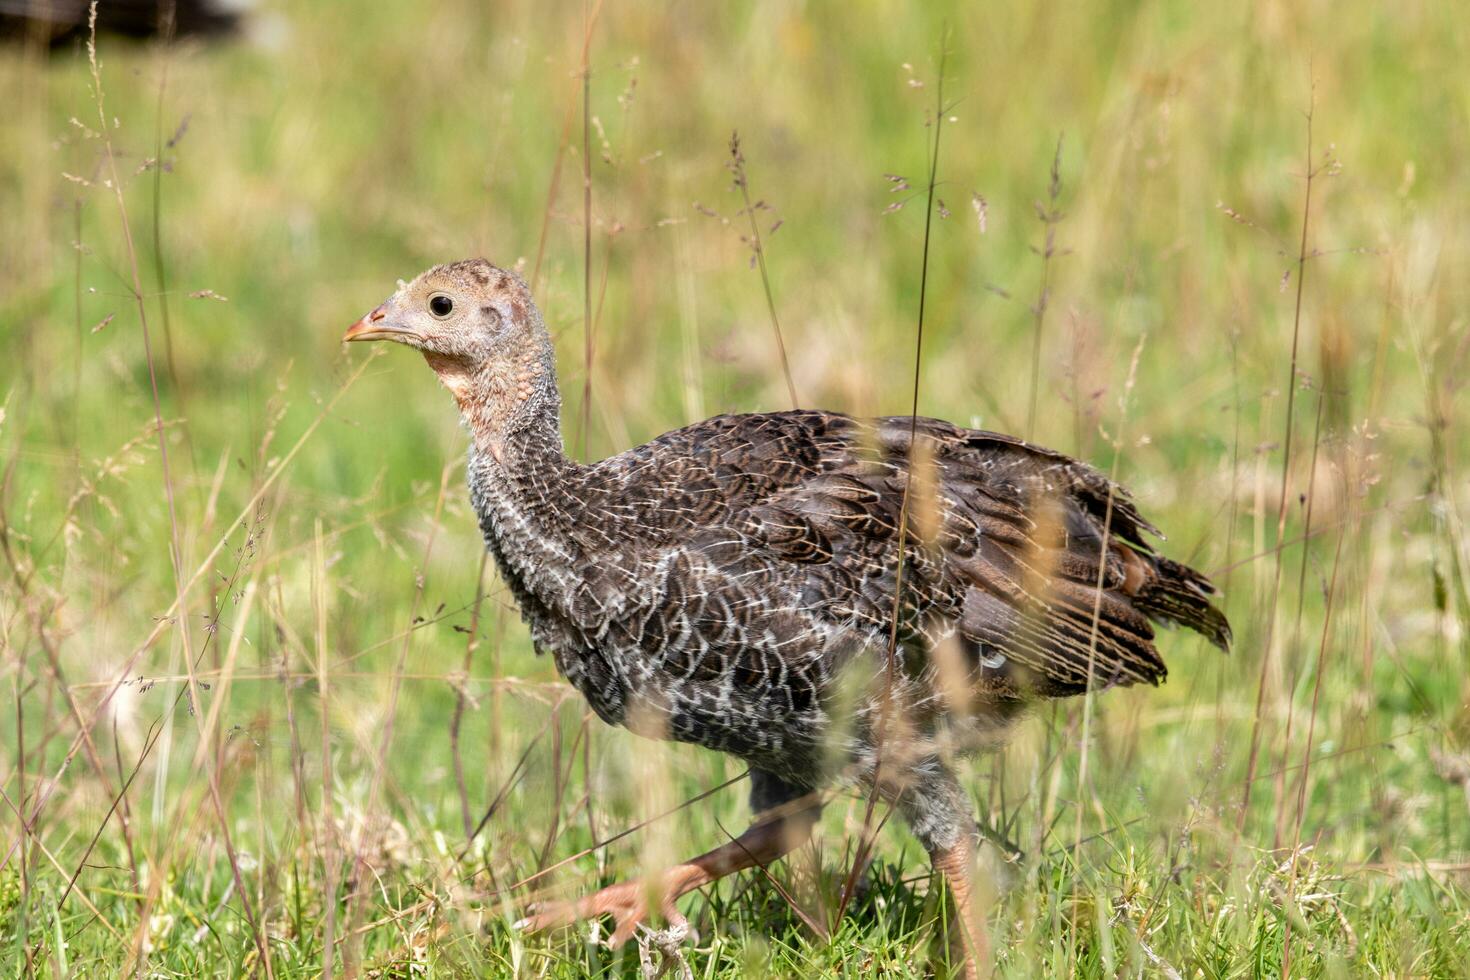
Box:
left=1134, top=556, right=1232, bottom=651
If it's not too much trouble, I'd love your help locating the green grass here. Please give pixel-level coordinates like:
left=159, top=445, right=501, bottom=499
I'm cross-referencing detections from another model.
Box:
left=3, top=0, right=1470, bottom=975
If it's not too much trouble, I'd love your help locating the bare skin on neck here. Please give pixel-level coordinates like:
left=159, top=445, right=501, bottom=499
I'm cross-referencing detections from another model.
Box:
left=421, top=351, right=550, bottom=465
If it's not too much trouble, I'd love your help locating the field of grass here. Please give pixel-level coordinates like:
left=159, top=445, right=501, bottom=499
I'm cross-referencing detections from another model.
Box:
left=3, top=0, right=1470, bottom=975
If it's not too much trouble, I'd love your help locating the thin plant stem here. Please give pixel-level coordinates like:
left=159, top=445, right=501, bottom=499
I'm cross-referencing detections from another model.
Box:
left=451, top=554, right=490, bottom=840
left=530, top=0, right=605, bottom=292
left=313, top=520, right=337, bottom=980
left=840, top=32, right=949, bottom=934
left=1068, top=334, right=1144, bottom=976
left=1238, top=78, right=1318, bottom=836
left=1273, top=388, right=1326, bottom=848
left=1282, top=477, right=1348, bottom=978
left=1027, top=135, right=1064, bottom=441
left=579, top=0, right=594, bottom=460
left=729, top=133, right=799, bottom=410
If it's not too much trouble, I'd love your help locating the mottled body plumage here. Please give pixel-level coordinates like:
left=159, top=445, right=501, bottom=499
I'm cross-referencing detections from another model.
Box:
left=468, top=402, right=1230, bottom=800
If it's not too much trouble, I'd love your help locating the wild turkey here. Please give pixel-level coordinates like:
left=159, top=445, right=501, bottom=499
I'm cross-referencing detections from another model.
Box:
left=0, top=0, right=242, bottom=46
left=345, top=258, right=1231, bottom=974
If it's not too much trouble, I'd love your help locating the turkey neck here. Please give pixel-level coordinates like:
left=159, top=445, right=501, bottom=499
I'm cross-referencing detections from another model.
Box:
left=437, top=338, right=588, bottom=600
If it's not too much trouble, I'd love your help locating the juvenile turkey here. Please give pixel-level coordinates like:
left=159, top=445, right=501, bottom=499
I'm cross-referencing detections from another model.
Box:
left=345, top=258, right=1231, bottom=972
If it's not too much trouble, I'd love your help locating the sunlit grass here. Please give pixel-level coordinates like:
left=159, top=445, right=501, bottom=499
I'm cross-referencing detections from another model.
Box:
left=2, top=0, right=1468, bottom=976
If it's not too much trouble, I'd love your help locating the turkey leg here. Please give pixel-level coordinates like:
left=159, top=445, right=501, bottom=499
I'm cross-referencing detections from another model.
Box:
left=520, top=794, right=822, bottom=946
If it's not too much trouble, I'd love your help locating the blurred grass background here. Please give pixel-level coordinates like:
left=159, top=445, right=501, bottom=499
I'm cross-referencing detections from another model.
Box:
left=2, top=0, right=1469, bottom=975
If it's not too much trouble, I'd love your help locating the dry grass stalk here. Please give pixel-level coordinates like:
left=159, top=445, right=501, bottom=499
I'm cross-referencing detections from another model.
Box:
left=1238, top=78, right=1324, bottom=839
left=727, top=132, right=800, bottom=410
left=1027, top=135, right=1066, bottom=441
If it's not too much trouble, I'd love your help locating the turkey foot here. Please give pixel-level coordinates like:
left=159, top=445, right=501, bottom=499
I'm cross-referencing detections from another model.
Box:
left=519, top=872, right=693, bottom=947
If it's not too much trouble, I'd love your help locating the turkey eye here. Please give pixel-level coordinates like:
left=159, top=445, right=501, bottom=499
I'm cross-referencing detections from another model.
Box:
left=429, top=294, right=454, bottom=318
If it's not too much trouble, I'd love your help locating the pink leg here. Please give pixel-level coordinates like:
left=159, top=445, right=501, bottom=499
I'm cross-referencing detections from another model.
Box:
left=932, top=836, right=989, bottom=980
left=521, top=799, right=821, bottom=946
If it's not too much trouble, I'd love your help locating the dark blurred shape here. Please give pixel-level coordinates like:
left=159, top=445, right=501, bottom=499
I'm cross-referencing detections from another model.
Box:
left=0, top=0, right=243, bottom=45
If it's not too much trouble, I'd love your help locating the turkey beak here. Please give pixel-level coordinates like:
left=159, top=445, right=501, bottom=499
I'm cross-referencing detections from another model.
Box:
left=343, top=304, right=420, bottom=344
